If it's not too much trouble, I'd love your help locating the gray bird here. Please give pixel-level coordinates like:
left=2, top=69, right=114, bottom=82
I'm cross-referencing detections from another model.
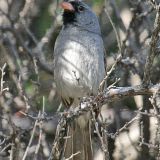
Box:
left=54, top=0, right=105, bottom=159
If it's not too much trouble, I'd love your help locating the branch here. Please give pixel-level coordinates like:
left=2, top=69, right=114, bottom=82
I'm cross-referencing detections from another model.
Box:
left=104, top=0, right=122, bottom=54
left=11, top=28, right=54, bottom=75
left=0, top=63, right=9, bottom=93
left=148, top=0, right=158, bottom=9
left=22, top=112, right=40, bottom=160
left=64, top=84, right=160, bottom=121
left=143, top=6, right=160, bottom=86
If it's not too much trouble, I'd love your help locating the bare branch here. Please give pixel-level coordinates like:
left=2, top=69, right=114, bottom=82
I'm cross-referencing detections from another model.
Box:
left=22, top=112, right=40, bottom=160
left=143, top=6, right=160, bottom=86
left=0, top=63, right=9, bottom=93
left=104, top=0, right=122, bottom=54
left=64, top=84, right=160, bottom=122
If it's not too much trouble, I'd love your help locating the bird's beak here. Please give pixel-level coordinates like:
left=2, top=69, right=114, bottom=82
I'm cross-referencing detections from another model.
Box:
left=60, top=2, right=75, bottom=12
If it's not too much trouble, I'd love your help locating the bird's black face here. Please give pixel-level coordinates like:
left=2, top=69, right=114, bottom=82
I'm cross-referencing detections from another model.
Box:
left=61, top=0, right=101, bottom=34
left=62, top=1, right=85, bottom=25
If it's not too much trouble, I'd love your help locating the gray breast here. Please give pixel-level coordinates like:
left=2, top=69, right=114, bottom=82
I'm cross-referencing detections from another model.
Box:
left=54, top=26, right=105, bottom=99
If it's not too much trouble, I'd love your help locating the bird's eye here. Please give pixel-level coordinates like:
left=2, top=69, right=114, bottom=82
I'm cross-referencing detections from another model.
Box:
left=78, top=5, right=84, bottom=12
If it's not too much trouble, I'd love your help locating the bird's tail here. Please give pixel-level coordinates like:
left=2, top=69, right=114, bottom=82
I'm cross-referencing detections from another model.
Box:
left=64, top=117, right=93, bottom=160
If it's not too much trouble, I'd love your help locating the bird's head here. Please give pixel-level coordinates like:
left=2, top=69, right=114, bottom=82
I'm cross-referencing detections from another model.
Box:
left=60, top=0, right=101, bottom=34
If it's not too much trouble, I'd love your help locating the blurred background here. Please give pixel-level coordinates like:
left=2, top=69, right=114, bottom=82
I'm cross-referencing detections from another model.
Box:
left=0, top=0, right=160, bottom=159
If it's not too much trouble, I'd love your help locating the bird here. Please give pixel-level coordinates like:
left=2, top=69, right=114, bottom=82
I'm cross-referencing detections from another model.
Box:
left=54, top=0, right=105, bottom=159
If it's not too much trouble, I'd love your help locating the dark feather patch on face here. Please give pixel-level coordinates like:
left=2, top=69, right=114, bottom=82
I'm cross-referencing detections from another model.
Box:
left=62, top=1, right=84, bottom=25
left=63, top=10, right=76, bottom=25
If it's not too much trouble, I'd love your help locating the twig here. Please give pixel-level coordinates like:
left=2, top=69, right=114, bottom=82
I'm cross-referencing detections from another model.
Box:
left=91, top=110, right=109, bottom=159
left=107, top=78, right=120, bottom=90
left=139, top=138, right=159, bottom=149
left=14, top=84, right=160, bottom=124
left=148, top=0, right=158, bottom=9
left=0, top=137, right=5, bottom=145
left=65, top=151, right=81, bottom=160
left=9, top=142, right=14, bottom=160
left=34, top=97, right=46, bottom=159
left=0, top=63, right=9, bottom=93
left=20, top=19, right=38, bottom=45
left=49, top=115, right=67, bottom=160
left=0, top=143, right=12, bottom=154
left=33, top=57, right=40, bottom=86
left=34, top=113, right=43, bottom=160
left=101, top=121, right=110, bottom=160
left=135, top=110, right=160, bottom=118
left=34, top=97, right=45, bottom=159
left=109, top=0, right=126, bottom=32
left=11, top=28, right=54, bottom=74
left=149, top=89, right=160, bottom=115
left=143, top=5, right=160, bottom=86
left=113, top=116, right=139, bottom=137
left=22, top=112, right=40, bottom=160
left=99, top=54, right=122, bottom=90
left=104, top=0, right=122, bottom=54
left=149, top=89, right=160, bottom=157
left=18, top=75, right=31, bottom=111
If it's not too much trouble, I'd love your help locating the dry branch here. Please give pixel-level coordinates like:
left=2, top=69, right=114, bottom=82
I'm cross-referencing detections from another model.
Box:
left=143, top=5, right=160, bottom=86
left=64, top=84, right=160, bottom=121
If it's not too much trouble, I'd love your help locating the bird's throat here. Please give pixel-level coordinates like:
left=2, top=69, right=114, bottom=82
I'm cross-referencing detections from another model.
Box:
left=63, top=11, right=76, bottom=25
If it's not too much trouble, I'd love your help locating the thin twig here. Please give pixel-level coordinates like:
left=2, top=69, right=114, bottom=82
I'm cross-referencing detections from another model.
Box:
left=22, top=112, right=40, bottom=160
left=99, top=54, right=122, bottom=90
left=91, top=110, right=110, bottom=159
left=0, top=63, right=9, bottom=93
left=65, top=151, right=81, bottom=160
left=9, top=142, right=14, bottom=160
left=113, top=116, right=139, bottom=137
left=104, top=0, right=122, bottom=54
left=34, top=97, right=46, bottom=159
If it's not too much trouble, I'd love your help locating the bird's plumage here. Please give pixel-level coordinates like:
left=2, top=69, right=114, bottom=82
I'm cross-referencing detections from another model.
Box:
left=54, top=1, right=105, bottom=159
left=54, top=1, right=105, bottom=100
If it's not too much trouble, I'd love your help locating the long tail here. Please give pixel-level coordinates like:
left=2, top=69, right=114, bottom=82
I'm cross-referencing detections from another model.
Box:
left=64, top=117, right=93, bottom=160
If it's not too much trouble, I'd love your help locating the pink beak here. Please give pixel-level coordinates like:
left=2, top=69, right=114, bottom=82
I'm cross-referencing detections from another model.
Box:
left=60, top=2, right=75, bottom=11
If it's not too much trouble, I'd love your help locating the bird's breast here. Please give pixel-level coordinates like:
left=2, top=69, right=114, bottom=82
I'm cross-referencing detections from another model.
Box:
left=54, top=31, right=105, bottom=99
